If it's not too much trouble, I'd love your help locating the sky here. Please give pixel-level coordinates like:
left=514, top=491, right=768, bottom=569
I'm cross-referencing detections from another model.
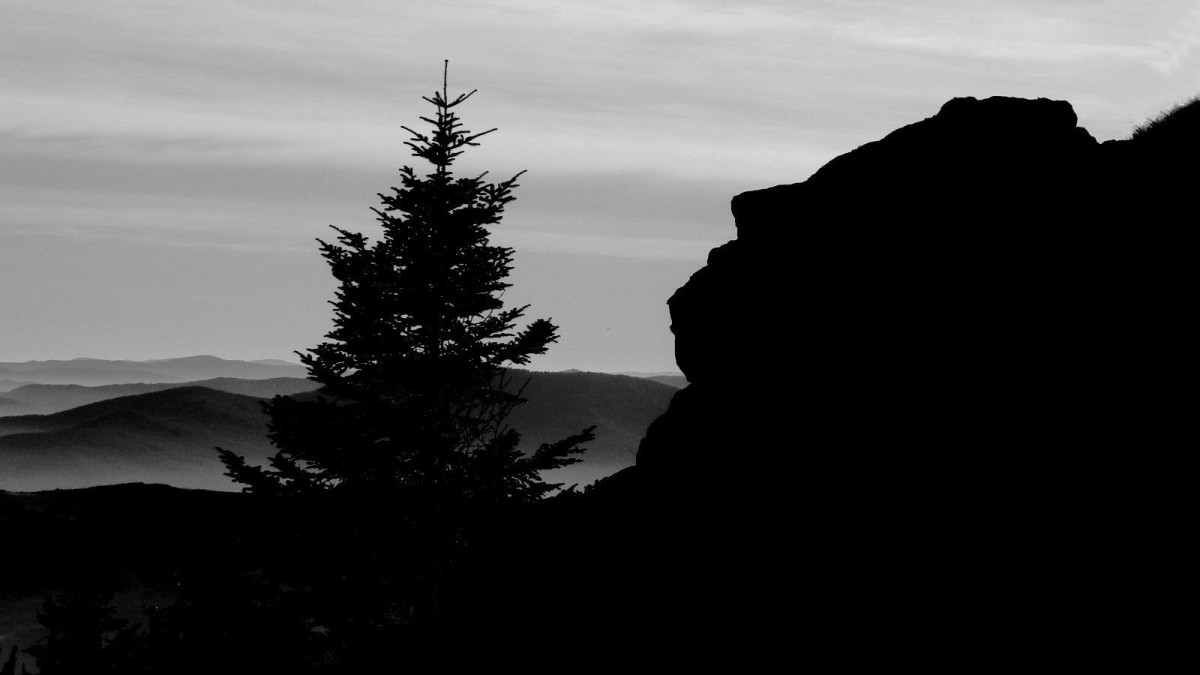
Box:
left=2, top=1, right=1198, bottom=372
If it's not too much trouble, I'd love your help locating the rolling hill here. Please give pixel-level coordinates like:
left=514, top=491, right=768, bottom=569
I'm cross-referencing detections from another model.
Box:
left=0, top=372, right=677, bottom=492
left=507, top=371, right=675, bottom=485
left=0, top=377, right=321, bottom=417
left=0, top=388, right=276, bottom=491
left=0, top=395, right=29, bottom=414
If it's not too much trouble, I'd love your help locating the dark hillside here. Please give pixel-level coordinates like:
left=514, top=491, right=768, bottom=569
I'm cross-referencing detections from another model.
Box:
left=0, top=483, right=262, bottom=650
left=0, top=388, right=275, bottom=491
left=508, top=371, right=676, bottom=486
left=1130, top=94, right=1200, bottom=145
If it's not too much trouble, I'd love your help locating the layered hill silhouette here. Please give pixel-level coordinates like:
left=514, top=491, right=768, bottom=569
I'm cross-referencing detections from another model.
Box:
left=0, top=356, right=306, bottom=388
left=506, top=371, right=676, bottom=485
left=0, top=377, right=321, bottom=417
left=0, top=388, right=277, bottom=491
left=0, top=371, right=675, bottom=492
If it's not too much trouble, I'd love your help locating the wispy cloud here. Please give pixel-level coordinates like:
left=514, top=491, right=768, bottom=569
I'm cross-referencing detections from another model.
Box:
left=494, top=229, right=721, bottom=262
left=1149, top=1, right=1200, bottom=74
left=5, top=1, right=1190, bottom=182
left=812, top=1, right=1168, bottom=63
left=2, top=0, right=1196, bottom=366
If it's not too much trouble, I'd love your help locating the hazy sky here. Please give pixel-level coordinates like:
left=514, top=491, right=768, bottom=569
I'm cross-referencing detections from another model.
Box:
left=2, top=1, right=1198, bottom=372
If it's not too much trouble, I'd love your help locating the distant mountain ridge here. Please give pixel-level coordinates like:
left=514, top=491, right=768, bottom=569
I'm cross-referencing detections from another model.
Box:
left=0, top=356, right=307, bottom=387
left=0, top=377, right=320, bottom=417
left=506, top=371, right=676, bottom=485
left=0, top=371, right=676, bottom=492
left=0, top=483, right=262, bottom=650
left=644, top=375, right=686, bottom=389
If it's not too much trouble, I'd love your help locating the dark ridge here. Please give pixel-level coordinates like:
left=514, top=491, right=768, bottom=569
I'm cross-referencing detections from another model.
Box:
left=0, top=483, right=264, bottom=652
left=0, top=386, right=266, bottom=430
left=1130, top=94, right=1200, bottom=145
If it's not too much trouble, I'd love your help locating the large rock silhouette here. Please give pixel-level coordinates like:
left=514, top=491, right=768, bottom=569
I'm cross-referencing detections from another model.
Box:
left=470, top=97, right=1192, bottom=662
left=626, top=96, right=1193, bottom=657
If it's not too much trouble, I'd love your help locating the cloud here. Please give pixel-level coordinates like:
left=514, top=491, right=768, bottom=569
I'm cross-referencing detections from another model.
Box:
left=494, top=229, right=722, bottom=261
left=801, top=1, right=1179, bottom=65
left=2, top=0, right=1195, bottom=368
left=1149, top=2, right=1200, bottom=75
left=12, top=0, right=1184, bottom=201
left=0, top=167, right=732, bottom=261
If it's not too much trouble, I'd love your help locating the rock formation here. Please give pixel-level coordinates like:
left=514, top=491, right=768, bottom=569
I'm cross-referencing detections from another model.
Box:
left=627, top=96, right=1195, bottom=656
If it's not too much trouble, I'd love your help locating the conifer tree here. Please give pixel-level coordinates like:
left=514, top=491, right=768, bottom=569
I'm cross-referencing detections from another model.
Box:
left=218, top=63, right=592, bottom=633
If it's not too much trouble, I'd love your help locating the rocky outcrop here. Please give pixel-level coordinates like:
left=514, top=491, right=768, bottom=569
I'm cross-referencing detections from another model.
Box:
left=627, top=96, right=1195, bottom=654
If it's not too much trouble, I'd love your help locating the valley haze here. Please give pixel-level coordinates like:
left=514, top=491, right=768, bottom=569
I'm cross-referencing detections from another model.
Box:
left=0, top=356, right=683, bottom=493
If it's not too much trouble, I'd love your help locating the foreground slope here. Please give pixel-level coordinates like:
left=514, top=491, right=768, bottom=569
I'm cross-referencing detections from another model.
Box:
left=0, top=483, right=261, bottom=652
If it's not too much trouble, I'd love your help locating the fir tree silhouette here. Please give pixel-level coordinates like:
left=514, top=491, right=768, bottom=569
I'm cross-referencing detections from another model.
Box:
left=217, top=62, right=593, bottom=660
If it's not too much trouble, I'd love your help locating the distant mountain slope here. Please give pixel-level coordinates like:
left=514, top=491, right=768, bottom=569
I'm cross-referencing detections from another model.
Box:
left=0, top=394, right=39, bottom=416
left=507, top=371, right=676, bottom=486
left=0, top=377, right=320, bottom=417
left=619, top=371, right=688, bottom=389
left=0, top=363, right=185, bottom=386
left=0, top=372, right=676, bottom=492
left=0, top=388, right=276, bottom=491
left=228, top=370, right=674, bottom=485
left=0, top=356, right=306, bottom=387
left=643, top=375, right=687, bottom=389
left=139, top=355, right=307, bottom=381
